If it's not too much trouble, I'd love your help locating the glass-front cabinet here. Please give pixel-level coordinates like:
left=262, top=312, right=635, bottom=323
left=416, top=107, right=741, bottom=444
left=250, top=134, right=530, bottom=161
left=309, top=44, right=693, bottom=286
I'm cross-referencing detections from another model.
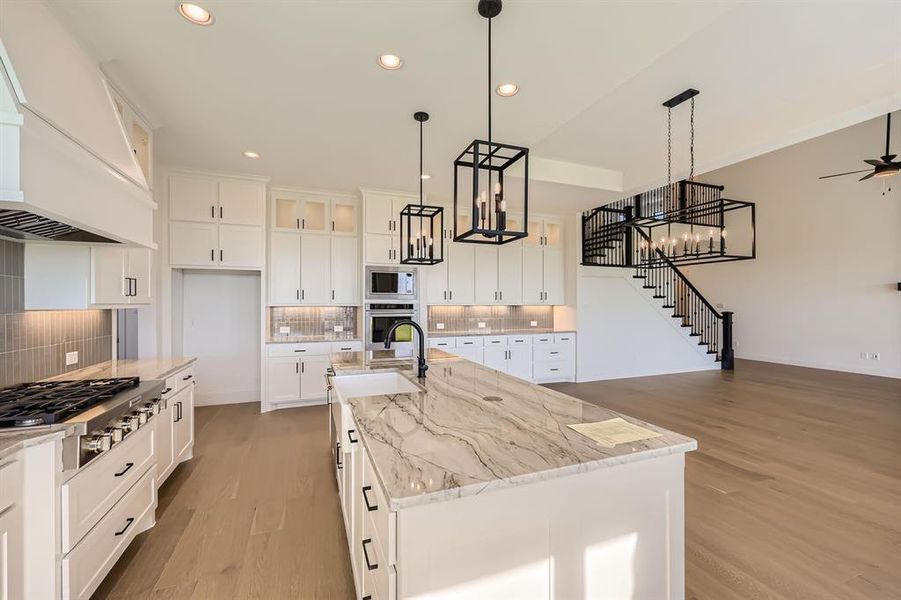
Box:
left=271, top=190, right=358, bottom=234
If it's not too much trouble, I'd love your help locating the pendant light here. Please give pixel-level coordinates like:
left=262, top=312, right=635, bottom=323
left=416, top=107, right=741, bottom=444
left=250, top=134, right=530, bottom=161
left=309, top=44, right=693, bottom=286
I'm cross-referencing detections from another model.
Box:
left=453, top=0, right=529, bottom=245
left=400, top=111, right=444, bottom=265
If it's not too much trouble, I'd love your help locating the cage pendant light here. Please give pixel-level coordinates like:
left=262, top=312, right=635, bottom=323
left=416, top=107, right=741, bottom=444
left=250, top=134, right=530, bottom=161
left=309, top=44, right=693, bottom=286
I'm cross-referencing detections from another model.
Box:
left=400, top=111, right=444, bottom=265
left=453, top=0, right=528, bottom=245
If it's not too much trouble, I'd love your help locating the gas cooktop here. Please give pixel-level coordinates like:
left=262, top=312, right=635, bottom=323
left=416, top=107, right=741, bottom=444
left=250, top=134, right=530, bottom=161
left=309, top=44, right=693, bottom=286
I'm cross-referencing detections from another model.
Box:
left=0, top=377, right=140, bottom=428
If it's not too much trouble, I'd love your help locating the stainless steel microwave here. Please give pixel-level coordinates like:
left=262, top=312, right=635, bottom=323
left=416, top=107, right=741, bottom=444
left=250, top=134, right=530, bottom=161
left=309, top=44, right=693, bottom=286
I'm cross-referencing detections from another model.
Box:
left=365, top=266, right=418, bottom=301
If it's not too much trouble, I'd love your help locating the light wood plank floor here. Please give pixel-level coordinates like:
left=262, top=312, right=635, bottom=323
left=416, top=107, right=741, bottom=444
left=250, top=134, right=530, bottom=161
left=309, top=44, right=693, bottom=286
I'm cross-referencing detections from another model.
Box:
left=95, top=360, right=900, bottom=599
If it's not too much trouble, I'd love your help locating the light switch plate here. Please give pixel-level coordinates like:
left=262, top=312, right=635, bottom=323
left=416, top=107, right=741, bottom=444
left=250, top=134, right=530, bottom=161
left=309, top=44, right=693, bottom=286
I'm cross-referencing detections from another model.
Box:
left=279, top=326, right=290, bottom=334
left=436, top=323, right=445, bottom=330
left=334, top=325, right=344, bottom=332
left=530, top=321, right=538, bottom=327
left=477, top=322, right=486, bottom=328
left=65, top=351, right=78, bottom=366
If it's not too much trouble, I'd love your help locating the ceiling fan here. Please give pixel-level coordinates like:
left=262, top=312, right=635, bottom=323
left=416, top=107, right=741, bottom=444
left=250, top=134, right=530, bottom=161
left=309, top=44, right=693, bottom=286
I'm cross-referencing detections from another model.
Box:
left=819, top=113, right=899, bottom=183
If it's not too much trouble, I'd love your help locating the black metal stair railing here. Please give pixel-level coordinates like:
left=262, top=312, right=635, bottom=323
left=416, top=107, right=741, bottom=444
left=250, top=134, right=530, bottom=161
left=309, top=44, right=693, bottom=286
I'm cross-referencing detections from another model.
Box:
left=631, top=227, right=734, bottom=369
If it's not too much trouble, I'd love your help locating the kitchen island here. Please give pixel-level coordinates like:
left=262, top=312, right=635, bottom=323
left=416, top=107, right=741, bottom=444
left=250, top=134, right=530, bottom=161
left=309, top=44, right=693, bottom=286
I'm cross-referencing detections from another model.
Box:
left=329, top=349, right=696, bottom=600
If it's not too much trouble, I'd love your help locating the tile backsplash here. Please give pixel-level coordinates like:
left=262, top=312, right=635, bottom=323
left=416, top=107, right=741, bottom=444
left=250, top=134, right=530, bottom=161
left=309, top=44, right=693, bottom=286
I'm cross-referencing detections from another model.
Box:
left=427, top=305, right=554, bottom=336
left=269, top=306, right=358, bottom=342
left=0, top=240, right=112, bottom=387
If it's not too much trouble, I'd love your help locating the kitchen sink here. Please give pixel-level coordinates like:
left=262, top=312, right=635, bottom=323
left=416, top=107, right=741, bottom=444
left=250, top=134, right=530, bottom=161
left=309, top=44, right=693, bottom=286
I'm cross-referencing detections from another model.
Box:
left=333, top=372, right=422, bottom=399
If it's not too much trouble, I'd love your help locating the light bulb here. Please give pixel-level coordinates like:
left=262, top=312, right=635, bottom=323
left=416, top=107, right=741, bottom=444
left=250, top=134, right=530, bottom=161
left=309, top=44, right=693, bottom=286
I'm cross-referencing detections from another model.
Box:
left=721, top=229, right=728, bottom=238
left=494, top=182, right=502, bottom=194
left=177, top=3, right=214, bottom=25
left=377, top=54, right=403, bottom=70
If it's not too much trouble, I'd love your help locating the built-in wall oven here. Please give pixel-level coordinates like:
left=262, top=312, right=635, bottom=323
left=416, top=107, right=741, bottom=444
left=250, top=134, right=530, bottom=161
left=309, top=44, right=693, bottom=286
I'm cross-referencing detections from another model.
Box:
left=364, top=302, right=420, bottom=353
left=365, top=266, right=418, bottom=301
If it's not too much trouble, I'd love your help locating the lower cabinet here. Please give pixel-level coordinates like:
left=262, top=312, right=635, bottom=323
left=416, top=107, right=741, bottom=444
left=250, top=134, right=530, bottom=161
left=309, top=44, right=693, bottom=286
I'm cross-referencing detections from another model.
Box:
left=266, top=341, right=363, bottom=409
left=155, top=365, right=195, bottom=487
left=429, top=333, right=575, bottom=383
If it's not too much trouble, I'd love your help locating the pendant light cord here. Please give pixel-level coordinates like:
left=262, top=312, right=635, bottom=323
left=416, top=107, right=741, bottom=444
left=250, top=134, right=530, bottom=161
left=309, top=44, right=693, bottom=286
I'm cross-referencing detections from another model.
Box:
left=419, top=119, right=424, bottom=207
left=689, top=96, right=695, bottom=180
left=488, top=16, right=492, bottom=147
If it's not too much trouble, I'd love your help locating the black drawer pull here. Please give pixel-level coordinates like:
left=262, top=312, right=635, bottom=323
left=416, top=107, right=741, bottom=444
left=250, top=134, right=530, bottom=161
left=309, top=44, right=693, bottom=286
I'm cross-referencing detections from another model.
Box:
left=550, top=351, right=559, bottom=355
left=339, top=347, right=352, bottom=351
left=162, top=387, right=173, bottom=394
left=347, top=429, right=358, bottom=444
left=114, top=462, right=134, bottom=477
left=114, top=517, right=135, bottom=536
left=362, top=485, right=378, bottom=512
left=336, top=443, right=343, bottom=469
left=294, top=349, right=306, bottom=353
left=550, top=368, right=559, bottom=372
left=182, top=374, right=193, bottom=381
left=362, top=538, right=378, bottom=571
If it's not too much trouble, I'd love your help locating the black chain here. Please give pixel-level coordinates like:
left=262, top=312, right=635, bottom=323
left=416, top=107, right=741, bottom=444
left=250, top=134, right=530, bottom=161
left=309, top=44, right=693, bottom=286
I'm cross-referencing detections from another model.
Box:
left=689, top=97, right=695, bottom=180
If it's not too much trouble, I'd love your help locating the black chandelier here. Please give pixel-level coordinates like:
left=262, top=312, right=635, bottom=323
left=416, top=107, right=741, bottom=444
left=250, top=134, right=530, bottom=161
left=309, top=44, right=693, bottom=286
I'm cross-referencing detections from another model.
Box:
left=453, top=0, right=528, bottom=245
left=400, top=111, right=444, bottom=265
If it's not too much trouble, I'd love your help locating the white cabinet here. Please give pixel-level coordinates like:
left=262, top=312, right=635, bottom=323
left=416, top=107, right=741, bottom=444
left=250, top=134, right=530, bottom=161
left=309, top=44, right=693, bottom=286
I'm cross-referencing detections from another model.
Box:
left=300, top=355, right=331, bottom=401
left=473, top=246, right=499, bottom=305
left=497, top=243, right=523, bottom=305
left=362, top=189, right=417, bottom=265
left=364, top=192, right=399, bottom=235
left=522, top=217, right=565, bottom=305
left=300, top=235, right=331, bottom=304
left=168, top=173, right=266, bottom=269
left=429, top=333, right=574, bottom=383
left=172, top=384, right=194, bottom=461
left=271, top=189, right=358, bottom=235
left=266, top=356, right=301, bottom=404
left=269, top=232, right=302, bottom=304
left=0, top=460, right=24, bottom=600
left=482, top=340, right=533, bottom=380
left=425, top=256, right=449, bottom=304
left=446, top=243, right=475, bottom=305
left=365, top=233, right=398, bottom=265
left=330, top=236, right=358, bottom=304
left=90, top=247, right=128, bottom=305
left=265, top=343, right=336, bottom=407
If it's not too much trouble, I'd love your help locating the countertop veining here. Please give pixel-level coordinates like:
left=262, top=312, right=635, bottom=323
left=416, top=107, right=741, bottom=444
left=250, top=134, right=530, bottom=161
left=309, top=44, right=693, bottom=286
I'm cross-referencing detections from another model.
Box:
left=43, top=357, right=197, bottom=383
left=329, top=350, right=696, bottom=510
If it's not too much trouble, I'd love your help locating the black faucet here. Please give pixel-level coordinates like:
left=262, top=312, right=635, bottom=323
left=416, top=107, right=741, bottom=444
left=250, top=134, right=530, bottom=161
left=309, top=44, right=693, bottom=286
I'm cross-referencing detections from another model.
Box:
left=384, top=320, right=428, bottom=379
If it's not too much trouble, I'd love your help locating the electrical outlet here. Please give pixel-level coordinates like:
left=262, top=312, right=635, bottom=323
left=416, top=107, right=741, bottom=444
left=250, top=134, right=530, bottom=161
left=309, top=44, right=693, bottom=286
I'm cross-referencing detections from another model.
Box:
left=860, top=351, right=868, bottom=360
left=436, top=323, right=445, bottom=330
left=477, top=322, right=486, bottom=328
left=334, top=325, right=343, bottom=333
left=65, top=351, right=78, bottom=366
left=872, top=352, right=880, bottom=361
left=279, top=326, right=290, bottom=334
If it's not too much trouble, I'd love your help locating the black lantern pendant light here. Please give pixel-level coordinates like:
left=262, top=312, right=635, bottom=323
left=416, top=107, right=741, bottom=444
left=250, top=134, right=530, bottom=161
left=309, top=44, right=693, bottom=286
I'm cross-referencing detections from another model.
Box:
left=400, top=111, right=444, bottom=265
left=453, top=0, right=529, bottom=245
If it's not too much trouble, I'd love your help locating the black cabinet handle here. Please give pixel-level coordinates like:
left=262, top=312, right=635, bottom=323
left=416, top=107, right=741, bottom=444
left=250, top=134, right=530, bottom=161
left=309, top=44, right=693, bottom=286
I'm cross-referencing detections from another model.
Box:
left=335, top=443, right=343, bottom=469
left=294, top=349, right=306, bottom=353
left=211, top=248, right=215, bottom=262
left=302, top=218, right=305, bottom=229
left=362, top=485, right=378, bottom=512
left=114, top=462, right=134, bottom=477
left=362, top=538, right=378, bottom=571
left=219, top=249, right=223, bottom=262
left=162, top=387, right=172, bottom=394
left=211, top=206, right=215, bottom=218
left=301, top=362, right=305, bottom=374
left=175, top=401, right=182, bottom=423
left=183, top=374, right=193, bottom=381
left=219, top=206, right=223, bottom=219
left=114, top=517, right=135, bottom=536
left=347, top=429, right=358, bottom=444
left=295, top=362, right=299, bottom=374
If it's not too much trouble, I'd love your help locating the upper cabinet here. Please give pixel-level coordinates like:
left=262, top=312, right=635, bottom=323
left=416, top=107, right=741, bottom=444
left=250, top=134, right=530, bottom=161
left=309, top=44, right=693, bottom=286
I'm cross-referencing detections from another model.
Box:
left=361, top=189, right=416, bottom=265
left=168, top=172, right=267, bottom=269
left=271, top=188, right=358, bottom=235
left=522, top=217, right=565, bottom=305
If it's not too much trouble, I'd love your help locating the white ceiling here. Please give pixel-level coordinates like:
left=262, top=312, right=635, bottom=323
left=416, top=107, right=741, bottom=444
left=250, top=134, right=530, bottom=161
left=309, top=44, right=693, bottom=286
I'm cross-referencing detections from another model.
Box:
left=50, top=0, right=901, bottom=215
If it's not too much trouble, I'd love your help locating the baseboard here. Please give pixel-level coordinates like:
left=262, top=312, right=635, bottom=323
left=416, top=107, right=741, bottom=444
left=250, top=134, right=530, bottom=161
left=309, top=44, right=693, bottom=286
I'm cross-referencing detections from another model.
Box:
left=736, top=352, right=900, bottom=379
left=194, top=388, right=260, bottom=406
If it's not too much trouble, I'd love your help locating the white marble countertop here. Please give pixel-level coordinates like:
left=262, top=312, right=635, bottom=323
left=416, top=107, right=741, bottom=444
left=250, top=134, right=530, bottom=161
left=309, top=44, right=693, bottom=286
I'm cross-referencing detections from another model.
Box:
left=43, top=357, right=197, bottom=383
left=0, top=428, right=65, bottom=462
left=329, top=350, right=696, bottom=510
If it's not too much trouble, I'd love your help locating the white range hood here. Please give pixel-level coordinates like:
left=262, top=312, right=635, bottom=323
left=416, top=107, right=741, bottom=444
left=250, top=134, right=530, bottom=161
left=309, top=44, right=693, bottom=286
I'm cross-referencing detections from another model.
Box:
left=0, top=0, right=155, bottom=247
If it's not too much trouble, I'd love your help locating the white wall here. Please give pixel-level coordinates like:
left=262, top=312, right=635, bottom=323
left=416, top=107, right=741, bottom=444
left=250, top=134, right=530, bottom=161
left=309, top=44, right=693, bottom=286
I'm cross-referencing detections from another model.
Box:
left=182, top=270, right=261, bottom=406
left=688, top=113, right=901, bottom=378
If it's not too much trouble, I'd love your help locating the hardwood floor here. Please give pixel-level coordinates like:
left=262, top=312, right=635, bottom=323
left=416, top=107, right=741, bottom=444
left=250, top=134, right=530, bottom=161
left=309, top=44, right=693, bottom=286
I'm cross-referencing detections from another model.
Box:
left=95, top=360, right=900, bottom=599
left=93, top=401, right=355, bottom=600
left=550, top=359, right=901, bottom=600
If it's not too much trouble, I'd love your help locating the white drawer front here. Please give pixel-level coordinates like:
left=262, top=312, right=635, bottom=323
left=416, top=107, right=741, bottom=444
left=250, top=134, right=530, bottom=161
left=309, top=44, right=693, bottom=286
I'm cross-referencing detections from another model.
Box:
left=266, top=342, right=332, bottom=357
left=0, top=457, right=22, bottom=513
left=331, top=340, right=363, bottom=353
left=62, top=424, right=155, bottom=553
left=363, top=451, right=395, bottom=567
left=506, top=335, right=533, bottom=346
left=533, top=360, right=573, bottom=380
left=62, top=468, right=156, bottom=600
left=455, top=336, right=484, bottom=348
left=429, top=337, right=456, bottom=349
left=174, top=365, right=195, bottom=391
left=482, top=335, right=507, bottom=347
left=553, top=333, right=575, bottom=345
left=362, top=507, right=396, bottom=600
left=533, top=334, right=554, bottom=345
left=534, top=345, right=573, bottom=362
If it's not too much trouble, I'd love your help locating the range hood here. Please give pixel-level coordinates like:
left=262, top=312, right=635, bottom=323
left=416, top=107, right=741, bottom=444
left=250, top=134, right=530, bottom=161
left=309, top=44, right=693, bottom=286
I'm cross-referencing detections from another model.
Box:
left=0, top=1, right=155, bottom=248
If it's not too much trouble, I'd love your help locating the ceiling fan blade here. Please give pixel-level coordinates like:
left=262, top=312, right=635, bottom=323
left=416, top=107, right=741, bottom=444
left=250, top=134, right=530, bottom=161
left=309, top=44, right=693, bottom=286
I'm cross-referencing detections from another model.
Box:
left=864, top=159, right=886, bottom=166
left=818, top=169, right=872, bottom=179
left=859, top=172, right=876, bottom=181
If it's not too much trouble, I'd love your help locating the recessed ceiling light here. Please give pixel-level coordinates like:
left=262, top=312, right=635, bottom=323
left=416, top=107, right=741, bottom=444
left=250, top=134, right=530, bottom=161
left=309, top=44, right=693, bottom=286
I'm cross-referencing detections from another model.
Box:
left=377, top=54, right=403, bottom=70
left=420, top=174, right=431, bottom=180
left=243, top=151, right=260, bottom=159
left=177, top=3, right=214, bottom=26
left=496, top=83, right=519, bottom=97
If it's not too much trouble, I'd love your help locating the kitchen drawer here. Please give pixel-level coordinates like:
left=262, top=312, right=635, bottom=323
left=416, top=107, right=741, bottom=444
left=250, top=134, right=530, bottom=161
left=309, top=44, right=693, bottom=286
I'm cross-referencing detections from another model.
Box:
left=533, top=334, right=555, bottom=345
left=62, top=468, right=156, bottom=600
left=361, top=506, right=396, bottom=600
left=554, top=333, right=575, bottom=345
left=534, top=345, right=573, bottom=362
left=533, top=360, right=573, bottom=381
left=482, top=335, right=507, bottom=348
left=506, top=334, right=533, bottom=346
left=331, top=340, right=363, bottom=353
left=174, top=364, right=195, bottom=390
left=61, top=423, right=155, bottom=553
left=363, top=451, right=395, bottom=566
left=428, top=337, right=456, bottom=350
left=455, top=336, right=484, bottom=348
left=266, top=342, right=332, bottom=357
left=0, top=456, right=22, bottom=513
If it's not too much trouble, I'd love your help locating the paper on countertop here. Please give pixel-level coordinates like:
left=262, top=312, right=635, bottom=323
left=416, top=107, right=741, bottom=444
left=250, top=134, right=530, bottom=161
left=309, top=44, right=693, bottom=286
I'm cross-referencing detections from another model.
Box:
left=567, top=417, right=662, bottom=448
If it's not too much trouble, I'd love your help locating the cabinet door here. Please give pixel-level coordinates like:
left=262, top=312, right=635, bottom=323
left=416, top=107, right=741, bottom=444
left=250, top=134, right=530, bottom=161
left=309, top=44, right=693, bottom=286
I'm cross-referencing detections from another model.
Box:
left=300, top=355, right=330, bottom=401
left=332, top=199, right=358, bottom=235
left=300, top=235, right=331, bottom=304
left=497, top=243, right=523, bottom=305
left=483, top=347, right=508, bottom=373
left=127, top=248, right=152, bottom=304
left=506, top=346, right=533, bottom=381
left=169, top=222, right=218, bottom=267
left=365, top=194, right=395, bottom=235
left=447, top=243, right=475, bottom=305
left=266, top=357, right=301, bottom=405
left=300, top=198, right=330, bottom=234
left=155, top=402, right=175, bottom=484
left=269, top=232, right=301, bottom=304
left=330, top=236, right=358, bottom=304
left=219, top=180, right=264, bottom=226
left=543, top=247, right=565, bottom=305
left=473, top=245, right=499, bottom=305
left=424, top=257, right=449, bottom=304
left=524, top=217, right=544, bottom=248
left=219, top=225, right=263, bottom=268
left=174, top=386, right=194, bottom=461
left=543, top=219, right=564, bottom=249
left=169, top=175, right=217, bottom=223
left=365, top=234, right=395, bottom=266
left=0, top=506, right=24, bottom=600
left=273, top=196, right=301, bottom=231
left=521, top=245, right=545, bottom=304
left=90, top=246, right=126, bottom=305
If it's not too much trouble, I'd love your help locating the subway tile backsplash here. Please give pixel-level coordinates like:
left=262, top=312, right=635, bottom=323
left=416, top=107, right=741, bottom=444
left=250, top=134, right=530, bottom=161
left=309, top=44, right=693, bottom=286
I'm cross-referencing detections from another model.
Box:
left=269, top=306, right=358, bottom=342
left=0, top=239, right=112, bottom=387
left=427, top=305, right=554, bottom=336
